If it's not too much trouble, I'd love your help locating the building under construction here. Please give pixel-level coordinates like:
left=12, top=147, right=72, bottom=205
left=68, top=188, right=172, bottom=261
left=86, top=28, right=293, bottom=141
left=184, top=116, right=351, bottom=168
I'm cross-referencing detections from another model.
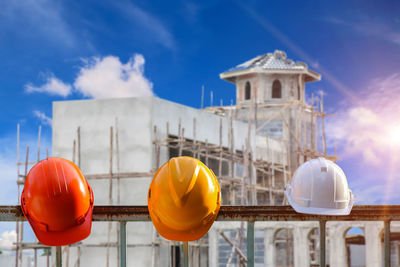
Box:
left=10, top=50, right=398, bottom=267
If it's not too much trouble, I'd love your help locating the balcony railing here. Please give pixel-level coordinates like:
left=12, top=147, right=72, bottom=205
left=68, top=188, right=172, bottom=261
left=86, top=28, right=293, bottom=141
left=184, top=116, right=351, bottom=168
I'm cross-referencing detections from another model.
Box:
left=1, top=205, right=399, bottom=267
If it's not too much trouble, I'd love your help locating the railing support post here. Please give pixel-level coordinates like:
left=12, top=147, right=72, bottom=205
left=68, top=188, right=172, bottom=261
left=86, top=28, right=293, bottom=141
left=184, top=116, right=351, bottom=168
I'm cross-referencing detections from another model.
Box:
left=120, top=221, right=127, bottom=267
left=384, top=220, right=391, bottom=267
left=247, top=220, right=255, bottom=267
left=319, top=220, right=326, bottom=267
left=183, top=241, right=189, bottom=267
left=56, top=246, right=62, bottom=267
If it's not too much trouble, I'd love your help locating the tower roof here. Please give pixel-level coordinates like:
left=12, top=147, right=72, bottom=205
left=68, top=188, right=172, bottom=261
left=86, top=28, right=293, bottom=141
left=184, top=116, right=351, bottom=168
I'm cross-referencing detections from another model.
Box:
left=220, top=50, right=321, bottom=83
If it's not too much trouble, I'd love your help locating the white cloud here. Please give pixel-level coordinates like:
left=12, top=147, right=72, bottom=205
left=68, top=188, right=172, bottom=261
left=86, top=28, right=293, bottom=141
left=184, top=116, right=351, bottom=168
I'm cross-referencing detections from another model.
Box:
left=24, top=54, right=154, bottom=99
left=74, top=54, right=153, bottom=99
left=33, top=110, right=52, bottom=126
left=0, top=231, right=16, bottom=250
left=25, top=75, right=72, bottom=97
left=327, top=73, right=400, bottom=165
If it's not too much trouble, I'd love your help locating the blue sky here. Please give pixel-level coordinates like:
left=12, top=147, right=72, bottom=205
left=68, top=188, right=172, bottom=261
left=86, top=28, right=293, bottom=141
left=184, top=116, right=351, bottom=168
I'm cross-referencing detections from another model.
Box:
left=1, top=0, right=400, bottom=248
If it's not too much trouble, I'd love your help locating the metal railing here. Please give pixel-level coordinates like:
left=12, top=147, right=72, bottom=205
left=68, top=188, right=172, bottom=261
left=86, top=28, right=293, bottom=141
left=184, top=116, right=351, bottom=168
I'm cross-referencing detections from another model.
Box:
left=1, top=205, right=399, bottom=267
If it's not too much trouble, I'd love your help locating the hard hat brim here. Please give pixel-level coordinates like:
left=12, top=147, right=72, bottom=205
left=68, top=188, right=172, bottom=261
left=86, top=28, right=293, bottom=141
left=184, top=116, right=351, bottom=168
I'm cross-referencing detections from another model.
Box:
left=152, top=219, right=215, bottom=242
left=285, top=190, right=354, bottom=216
left=149, top=207, right=220, bottom=242
left=27, top=204, right=94, bottom=246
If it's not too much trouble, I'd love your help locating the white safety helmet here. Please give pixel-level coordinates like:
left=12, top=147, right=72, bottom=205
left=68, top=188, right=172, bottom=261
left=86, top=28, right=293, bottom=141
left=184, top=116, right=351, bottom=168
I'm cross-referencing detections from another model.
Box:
left=285, top=157, right=354, bottom=215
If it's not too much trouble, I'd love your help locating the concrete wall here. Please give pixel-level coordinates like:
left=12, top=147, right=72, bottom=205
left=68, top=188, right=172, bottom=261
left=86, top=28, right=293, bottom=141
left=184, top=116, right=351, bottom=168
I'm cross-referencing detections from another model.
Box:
left=53, top=97, right=154, bottom=177
left=53, top=97, right=155, bottom=267
left=255, top=135, right=287, bottom=165
left=236, top=73, right=304, bottom=104
left=233, top=71, right=314, bottom=173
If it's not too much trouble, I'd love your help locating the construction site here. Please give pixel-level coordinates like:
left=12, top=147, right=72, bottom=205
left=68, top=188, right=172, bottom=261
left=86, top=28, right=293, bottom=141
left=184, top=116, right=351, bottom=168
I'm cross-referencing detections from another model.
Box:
left=4, top=50, right=400, bottom=267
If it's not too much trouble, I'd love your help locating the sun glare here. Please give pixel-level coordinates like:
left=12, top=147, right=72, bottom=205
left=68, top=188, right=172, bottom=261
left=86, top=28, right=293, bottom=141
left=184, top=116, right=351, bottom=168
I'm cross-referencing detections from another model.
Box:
left=388, top=125, right=400, bottom=147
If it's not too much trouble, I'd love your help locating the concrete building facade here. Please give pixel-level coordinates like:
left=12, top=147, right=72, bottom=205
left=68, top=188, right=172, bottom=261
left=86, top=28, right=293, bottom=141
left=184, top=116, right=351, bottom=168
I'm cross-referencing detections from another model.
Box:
left=22, top=50, right=392, bottom=266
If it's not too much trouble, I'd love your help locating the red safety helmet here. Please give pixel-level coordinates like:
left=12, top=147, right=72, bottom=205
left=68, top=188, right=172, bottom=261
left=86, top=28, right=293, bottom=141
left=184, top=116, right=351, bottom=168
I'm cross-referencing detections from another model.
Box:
left=21, top=157, right=94, bottom=246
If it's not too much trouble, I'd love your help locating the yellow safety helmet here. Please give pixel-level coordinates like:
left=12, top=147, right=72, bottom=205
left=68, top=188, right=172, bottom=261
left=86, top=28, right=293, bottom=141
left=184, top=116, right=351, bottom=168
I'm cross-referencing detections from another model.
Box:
left=148, top=156, right=221, bottom=241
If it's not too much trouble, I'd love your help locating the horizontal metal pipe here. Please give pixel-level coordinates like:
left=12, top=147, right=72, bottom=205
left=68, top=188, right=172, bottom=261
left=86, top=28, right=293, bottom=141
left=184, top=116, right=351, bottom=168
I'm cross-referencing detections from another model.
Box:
left=3, top=205, right=400, bottom=222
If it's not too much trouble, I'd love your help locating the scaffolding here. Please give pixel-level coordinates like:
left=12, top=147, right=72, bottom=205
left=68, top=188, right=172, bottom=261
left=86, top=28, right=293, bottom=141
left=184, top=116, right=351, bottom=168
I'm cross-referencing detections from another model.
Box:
left=152, top=92, right=337, bottom=265
left=13, top=89, right=336, bottom=266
